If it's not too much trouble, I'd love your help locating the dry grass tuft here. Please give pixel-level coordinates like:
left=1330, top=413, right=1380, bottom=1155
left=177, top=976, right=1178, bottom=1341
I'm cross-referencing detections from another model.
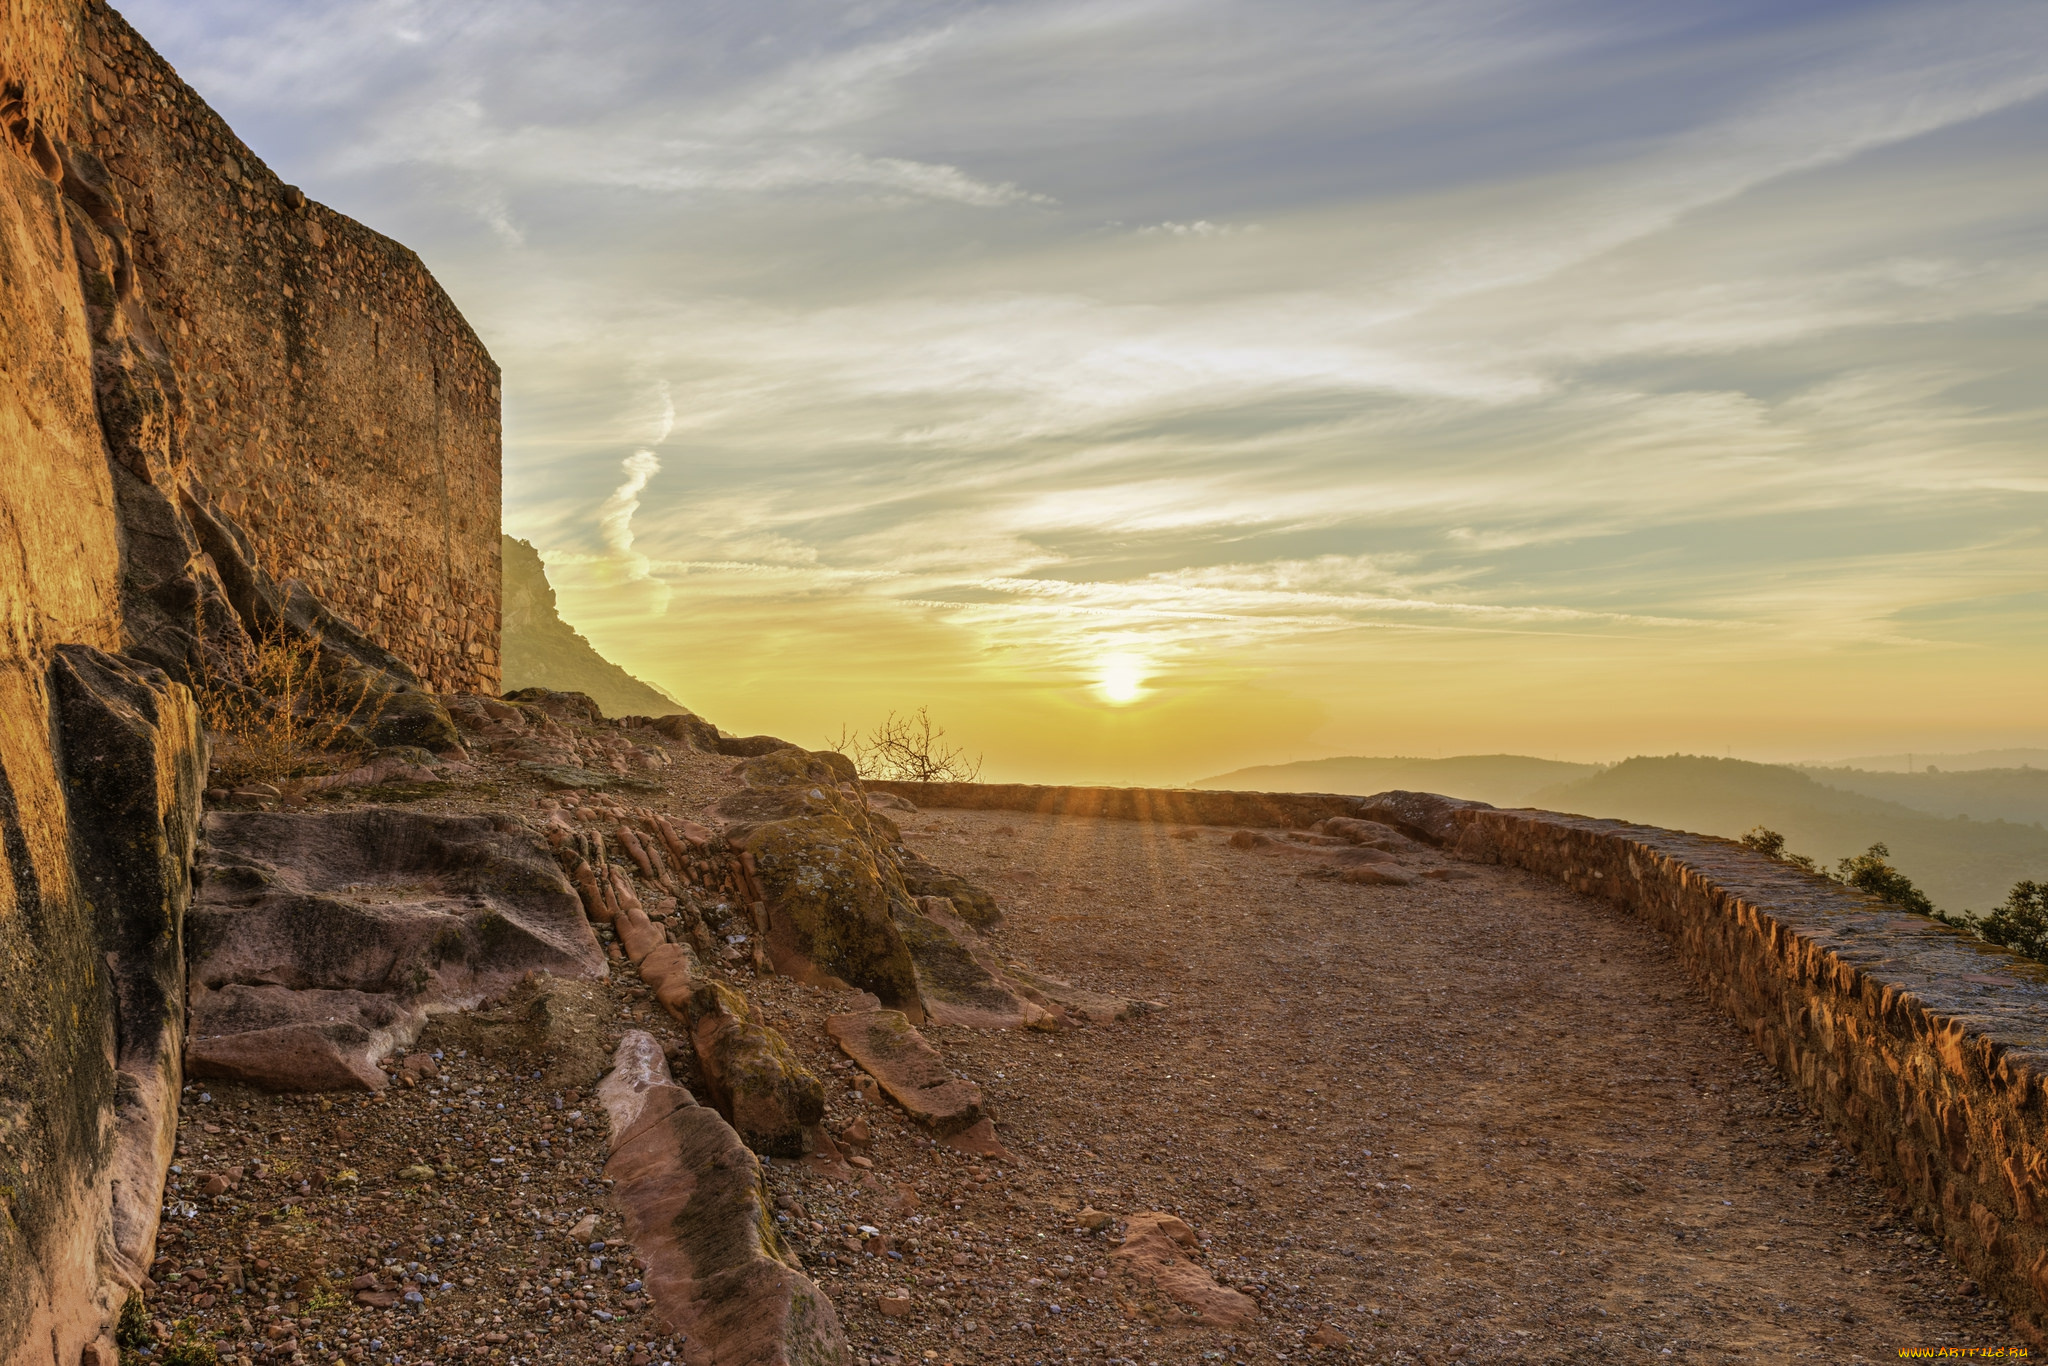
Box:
left=194, top=621, right=384, bottom=790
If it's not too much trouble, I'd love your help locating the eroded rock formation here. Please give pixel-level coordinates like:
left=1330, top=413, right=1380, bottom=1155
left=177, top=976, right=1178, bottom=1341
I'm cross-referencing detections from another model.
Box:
left=0, top=5, right=494, bottom=1357
left=184, top=809, right=607, bottom=1091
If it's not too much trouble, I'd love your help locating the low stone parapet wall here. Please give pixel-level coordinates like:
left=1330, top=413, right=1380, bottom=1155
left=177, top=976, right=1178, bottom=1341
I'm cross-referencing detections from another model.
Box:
left=1448, top=803, right=2048, bottom=1339
left=887, top=778, right=2048, bottom=1334
left=864, top=779, right=1372, bottom=829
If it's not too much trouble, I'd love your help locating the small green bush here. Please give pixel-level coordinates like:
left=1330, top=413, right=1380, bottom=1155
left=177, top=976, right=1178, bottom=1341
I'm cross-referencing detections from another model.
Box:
left=115, top=1293, right=150, bottom=1351
left=1740, top=826, right=1816, bottom=872
left=1833, top=842, right=1936, bottom=917
left=1976, top=881, right=2048, bottom=964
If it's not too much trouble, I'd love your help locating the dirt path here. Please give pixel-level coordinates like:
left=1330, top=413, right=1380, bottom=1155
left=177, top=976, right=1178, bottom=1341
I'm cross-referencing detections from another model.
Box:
left=150, top=777, right=2012, bottom=1366
left=844, top=807, right=2009, bottom=1363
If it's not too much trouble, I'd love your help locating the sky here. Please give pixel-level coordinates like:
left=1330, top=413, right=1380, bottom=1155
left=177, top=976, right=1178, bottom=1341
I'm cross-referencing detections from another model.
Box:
left=127, top=0, right=2048, bottom=784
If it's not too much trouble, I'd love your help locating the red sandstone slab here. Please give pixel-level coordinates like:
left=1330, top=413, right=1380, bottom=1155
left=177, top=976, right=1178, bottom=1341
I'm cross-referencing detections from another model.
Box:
left=1113, top=1211, right=1256, bottom=1327
left=600, top=1035, right=846, bottom=1366
left=826, top=1009, right=987, bottom=1137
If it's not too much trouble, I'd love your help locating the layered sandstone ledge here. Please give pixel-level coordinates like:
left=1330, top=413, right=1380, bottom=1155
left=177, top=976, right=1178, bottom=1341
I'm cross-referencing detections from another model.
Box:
left=887, top=779, right=2048, bottom=1335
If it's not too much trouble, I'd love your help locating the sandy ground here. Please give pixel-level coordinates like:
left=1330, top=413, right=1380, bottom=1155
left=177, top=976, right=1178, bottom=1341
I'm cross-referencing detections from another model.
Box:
left=146, top=770, right=2017, bottom=1366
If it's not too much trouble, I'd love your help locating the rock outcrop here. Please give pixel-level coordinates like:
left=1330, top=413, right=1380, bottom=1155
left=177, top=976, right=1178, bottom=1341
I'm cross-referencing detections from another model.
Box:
left=1113, top=1212, right=1257, bottom=1327
left=598, top=1033, right=848, bottom=1366
left=826, top=1008, right=988, bottom=1139
left=676, top=980, right=826, bottom=1159
left=718, top=751, right=925, bottom=1009
left=500, top=536, right=681, bottom=719
left=184, top=809, right=606, bottom=1090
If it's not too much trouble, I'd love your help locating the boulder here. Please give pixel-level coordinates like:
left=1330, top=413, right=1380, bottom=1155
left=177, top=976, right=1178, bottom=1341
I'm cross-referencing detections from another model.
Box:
left=724, top=789, right=922, bottom=1011
left=718, top=734, right=802, bottom=758
left=894, top=900, right=1054, bottom=1031
left=826, top=1009, right=987, bottom=1138
left=598, top=1035, right=846, bottom=1366
left=894, top=850, right=1002, bottom=930
left=644, top=712, right=724, bottom=752
left=1355, top=790, right=1491, bottom=846
left=502, top=687, right=606, bottom=725
left=999, top=962, right=1150, bottom=1025
left=1317, top=817, right=1420, bottom=851
left=674, top=981, right=825, bottom=1158
left=1113, top=1212, right=1256, bottom=1327
left=185, top=809, right=607, bottom=1090
left=1338, top=865, right=1415, bottom=887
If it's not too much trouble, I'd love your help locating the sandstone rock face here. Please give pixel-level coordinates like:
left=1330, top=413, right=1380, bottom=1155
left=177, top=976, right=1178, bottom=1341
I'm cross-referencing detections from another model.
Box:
left=1113, top=1212, right=1257, bottom=1327
left=826, top=1009, right=988, bottom=1138
left=0, top=646, right=207, bottom=1362
left=720, top=761, right=923, bottom=1011
left=3, top=4, right=500, bottom=1357
left=1, top=29, right=204, bottom=1358
left=894, top=899, right=1055, bottom=1031
left=185, top=809, right=606, bottom=1091
left=52, top=648, right=208, bottom=1290
left=599, top=1035, right=847, bottom=1366
left=677, top=981, right=826, bottom=1158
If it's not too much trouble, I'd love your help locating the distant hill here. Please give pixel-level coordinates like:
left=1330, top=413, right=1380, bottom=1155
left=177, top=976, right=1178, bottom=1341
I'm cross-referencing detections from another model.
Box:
left=1818, top=748, right=2048, bottom=772
left=1793, top=766, right=2048, bottom=826
left=500, top=536, right=684, bottom=719
left=1532, top=756, right=2048, bottom=912
left=1195, top=754, right=1599, bottom=808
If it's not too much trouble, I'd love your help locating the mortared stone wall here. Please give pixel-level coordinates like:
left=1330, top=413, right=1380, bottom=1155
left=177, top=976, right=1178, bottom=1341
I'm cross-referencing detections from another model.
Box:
left=62, top=0, right=501, bottom=692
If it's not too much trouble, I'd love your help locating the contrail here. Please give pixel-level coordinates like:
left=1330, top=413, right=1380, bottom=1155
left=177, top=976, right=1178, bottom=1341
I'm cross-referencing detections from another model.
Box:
left=599, top=449, right=661, bottom=580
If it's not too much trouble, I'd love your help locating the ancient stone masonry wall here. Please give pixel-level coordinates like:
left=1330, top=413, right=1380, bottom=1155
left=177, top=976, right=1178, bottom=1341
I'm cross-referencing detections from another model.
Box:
left=864, top=780, right=1372, bottom=829
left=64, top=0, right=501, bottom=692
left=1445, top=806, right=2048, bottom=1341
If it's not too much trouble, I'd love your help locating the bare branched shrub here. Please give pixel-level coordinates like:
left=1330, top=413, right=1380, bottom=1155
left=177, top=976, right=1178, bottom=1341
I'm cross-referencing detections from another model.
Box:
left=194, top=621, right=383, bottom=790
left=827, top=706, right=982, bottom=784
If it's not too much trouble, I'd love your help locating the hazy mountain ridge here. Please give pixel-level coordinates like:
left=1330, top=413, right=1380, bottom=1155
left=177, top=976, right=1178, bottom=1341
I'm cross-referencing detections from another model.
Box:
left=1526, top=756, right=2046, bottom=911
left=1790, top=765, right=2048, bottom=826
left=1200, top=751, right=2047, bottom=913
left=1816, top=749, right=2048, bottom=773
left=1195, top=754, right=1600, bottom=808
left=500, top=535, right=685, bottom=719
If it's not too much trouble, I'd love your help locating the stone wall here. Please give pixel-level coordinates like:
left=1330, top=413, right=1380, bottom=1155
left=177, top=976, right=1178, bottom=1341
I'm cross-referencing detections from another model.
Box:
left=864, top=780, right=1371, bottom=829
left=1446, top=805, right=2048, bottom=1341
left=893, top=779, right=2048, bottom=1334
left=64, top=0, right=501, bottom=693
left=2, top=4, right=496, bottom=1359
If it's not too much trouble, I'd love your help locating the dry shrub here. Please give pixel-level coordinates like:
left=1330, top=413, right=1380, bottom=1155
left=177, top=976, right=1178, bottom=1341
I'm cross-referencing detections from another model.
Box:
left=194, top=621, right=383, bottom=790
left=829, top=706, right=982, bottom=784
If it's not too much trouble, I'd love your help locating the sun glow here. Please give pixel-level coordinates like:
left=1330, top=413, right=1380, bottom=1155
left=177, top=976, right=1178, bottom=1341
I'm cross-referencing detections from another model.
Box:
left=1098, top=655, right=1147, bottom=705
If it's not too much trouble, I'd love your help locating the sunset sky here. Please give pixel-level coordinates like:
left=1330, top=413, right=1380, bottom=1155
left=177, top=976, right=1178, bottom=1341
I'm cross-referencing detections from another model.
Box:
left=133, top=0, right=2048, bottom=783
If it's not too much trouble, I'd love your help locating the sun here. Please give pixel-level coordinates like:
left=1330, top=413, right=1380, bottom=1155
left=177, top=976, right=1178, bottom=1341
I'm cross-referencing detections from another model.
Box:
left=1097, top=654, right=1147, bottom=705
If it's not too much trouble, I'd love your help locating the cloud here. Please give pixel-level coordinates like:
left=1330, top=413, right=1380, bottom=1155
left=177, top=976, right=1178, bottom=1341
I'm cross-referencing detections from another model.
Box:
left=128, top=0, right=2048, bottom=775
